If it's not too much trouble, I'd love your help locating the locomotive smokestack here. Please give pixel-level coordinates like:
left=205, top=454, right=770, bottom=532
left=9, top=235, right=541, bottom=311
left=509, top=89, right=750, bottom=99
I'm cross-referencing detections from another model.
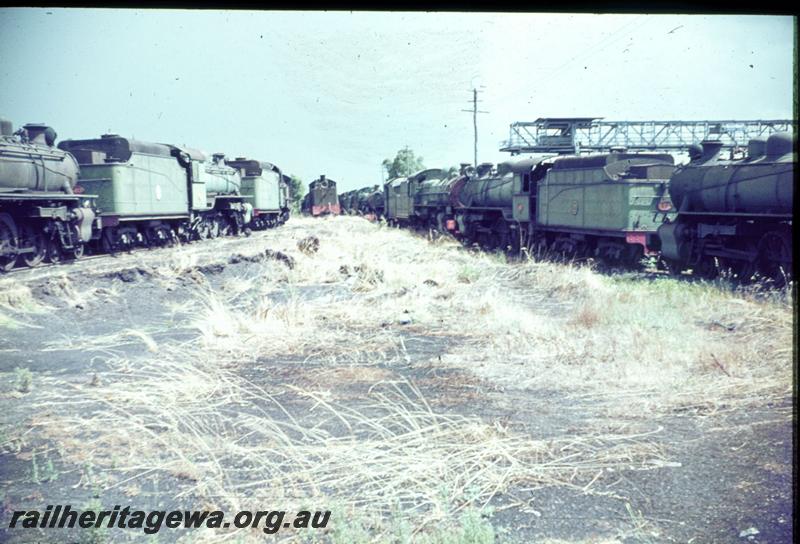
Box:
left=747, top=138, right=766, bottom=160
left=687, top=144, right=703, bottom=162
left=699, top=140, right=723, bottom=162
left=0, top=117, right=12, bottom=136
left=476, top=162, right=493, bottom=176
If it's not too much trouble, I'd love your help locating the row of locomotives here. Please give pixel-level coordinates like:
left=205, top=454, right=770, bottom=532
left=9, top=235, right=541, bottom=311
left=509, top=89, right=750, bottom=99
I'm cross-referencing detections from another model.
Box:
left=0, top=119, right=97, bottom=271
left=338, top=188, right=359, bottom=214
left=518, top=151, right=677, bottom=267
left=302, top=175, right=340, bottom=216
left=657, top=132, right=795, bottom=285
left=225, top=158, right=290, bottom=230
left=361, top=185, right=385, bottom=218
left=340, top=185, right=385, bottom=218
left=57, top=134, right=252, bottom=253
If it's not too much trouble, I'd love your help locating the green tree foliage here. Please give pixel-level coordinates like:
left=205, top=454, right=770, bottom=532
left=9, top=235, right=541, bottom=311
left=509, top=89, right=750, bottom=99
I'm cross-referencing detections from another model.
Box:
left=382, top=147, right=425, bottom=179
left=287, top=174, right=305, bottom=210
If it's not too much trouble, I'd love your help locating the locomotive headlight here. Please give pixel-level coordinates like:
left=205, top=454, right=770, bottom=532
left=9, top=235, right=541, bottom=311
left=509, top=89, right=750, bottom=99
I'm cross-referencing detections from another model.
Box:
left=83, top=199, right=92, bottom=208
left=657, top=198, right=674, bottom=212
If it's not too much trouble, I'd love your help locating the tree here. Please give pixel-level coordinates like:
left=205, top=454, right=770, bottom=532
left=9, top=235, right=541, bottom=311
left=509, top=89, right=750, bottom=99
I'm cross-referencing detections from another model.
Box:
left=382, top=146, right=425, bottom=179
left=287, top=174, right=305, bottom=211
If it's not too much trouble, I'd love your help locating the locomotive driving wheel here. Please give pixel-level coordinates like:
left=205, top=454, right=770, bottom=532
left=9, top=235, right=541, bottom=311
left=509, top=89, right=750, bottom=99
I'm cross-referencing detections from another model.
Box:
left=757, top=230, right=792, bottom=286
left=0, top=214, right=18, bottom=272
left=664, top=259, right=684, bottom=276
left=208, top=218, right=220, bottom=239
left=694, top=257, right=719, bottom=280
left=46, top=238, right=63, bottom=264
left=21, top=225, right=46, bottom=268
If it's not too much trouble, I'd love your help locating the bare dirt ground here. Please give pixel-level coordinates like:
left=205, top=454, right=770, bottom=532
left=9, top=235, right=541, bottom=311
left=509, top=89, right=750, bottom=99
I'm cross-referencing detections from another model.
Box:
left=0, top=215, right=794, bottom=543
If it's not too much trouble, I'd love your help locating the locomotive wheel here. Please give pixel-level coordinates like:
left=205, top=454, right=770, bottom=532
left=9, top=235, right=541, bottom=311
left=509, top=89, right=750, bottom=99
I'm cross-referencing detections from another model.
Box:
left=694, top=257, right=719, bottom=280
left=101, top=229, right=116, bottom=254
left=664, top=260, right=683, bottom=276
left=208, top=219, right=220, bottom=239
left=21, top=226, right=46, bottom=268
left=142, top=228, right=155, bottom=248
left=757, top=230, right=792, bottom=286
left=731, top=260, right=756, bottom=283
left=0, top=214, right=19, bottom=272
left=167, top=228, right=179, bottom=247
left=624, top=245, right=645, bottom=270
left=196, top=222, right=209, bottom=241
left=46, top=239, right=63, bottom=264
left=69, top=243, right=85, bottom=261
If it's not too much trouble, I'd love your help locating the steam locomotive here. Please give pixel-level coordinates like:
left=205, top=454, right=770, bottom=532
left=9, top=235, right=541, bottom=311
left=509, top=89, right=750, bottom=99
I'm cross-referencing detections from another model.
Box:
left=0, top=119, right=97, bottom=270
left=302, top=175, right=340, bottom=216
left=657, top=132, right=793, bottom=282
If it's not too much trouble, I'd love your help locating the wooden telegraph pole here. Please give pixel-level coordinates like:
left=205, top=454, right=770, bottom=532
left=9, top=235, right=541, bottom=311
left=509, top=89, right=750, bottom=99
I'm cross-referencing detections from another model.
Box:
left=461, top=87, right=489, bottom=166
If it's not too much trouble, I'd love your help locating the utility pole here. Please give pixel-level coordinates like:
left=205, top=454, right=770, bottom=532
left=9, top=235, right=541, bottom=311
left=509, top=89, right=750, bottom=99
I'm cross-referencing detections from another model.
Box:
left=461, top=87, right=489, bottom=166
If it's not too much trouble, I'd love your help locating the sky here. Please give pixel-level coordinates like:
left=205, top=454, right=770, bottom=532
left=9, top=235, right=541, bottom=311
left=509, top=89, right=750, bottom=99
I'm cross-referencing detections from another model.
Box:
left=0, top=10, right=795, bottom=191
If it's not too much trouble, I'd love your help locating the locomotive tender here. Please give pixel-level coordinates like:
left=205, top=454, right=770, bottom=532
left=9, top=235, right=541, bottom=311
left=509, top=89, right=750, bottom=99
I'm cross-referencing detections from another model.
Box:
left=225, top=158, right=290, bottom=230
left=0, top=119, right=97, bottom=270
left=517, top=152, right=676, bottom=264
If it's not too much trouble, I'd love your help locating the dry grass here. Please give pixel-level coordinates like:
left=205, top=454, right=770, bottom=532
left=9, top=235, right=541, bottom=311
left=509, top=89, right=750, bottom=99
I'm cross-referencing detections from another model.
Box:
left=4, top=215, right=794, bottom=542
left=31, top=347, right=666, bottom=542
left=278, top=217, right=793, bottom=417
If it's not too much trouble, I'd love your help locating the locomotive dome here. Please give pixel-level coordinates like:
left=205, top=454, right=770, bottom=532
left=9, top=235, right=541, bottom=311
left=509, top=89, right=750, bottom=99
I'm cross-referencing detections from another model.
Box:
left=497, top=158, right=541, bottom=176
left=23, top=124, right=57, bottom=146
left=765, top=132, right=793, bottom=157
